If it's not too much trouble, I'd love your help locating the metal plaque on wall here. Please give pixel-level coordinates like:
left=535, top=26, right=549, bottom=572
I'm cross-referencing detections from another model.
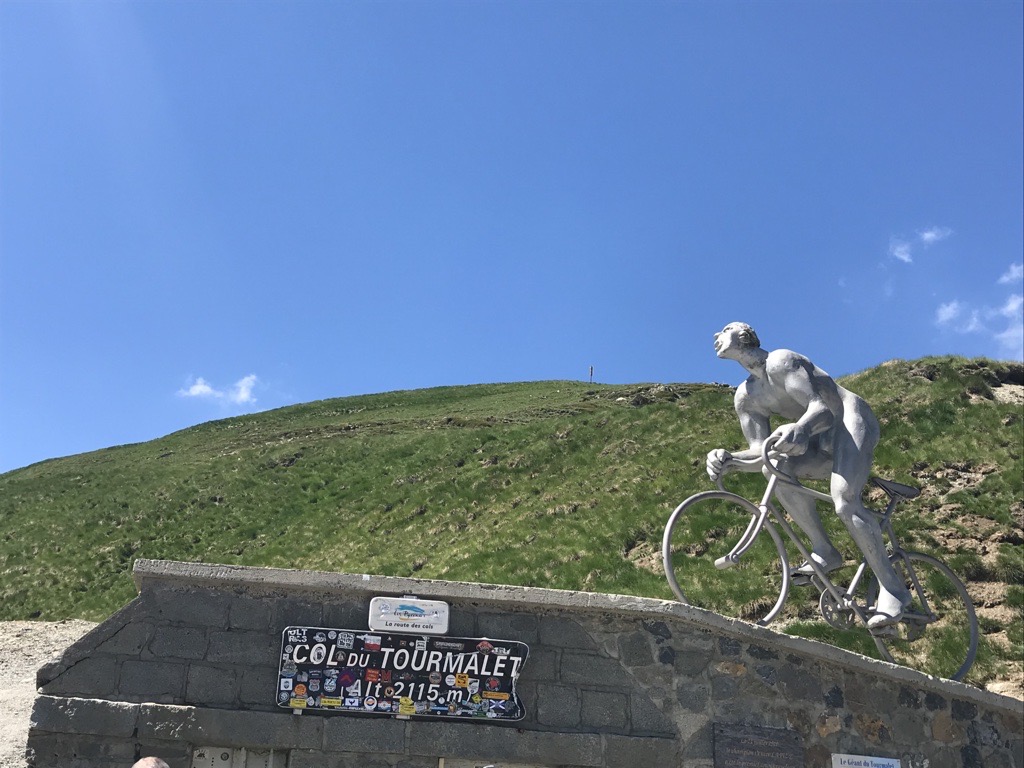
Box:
left=714, top=723, right=805, bottom=767
left=277, top=626, right=529, bottom=720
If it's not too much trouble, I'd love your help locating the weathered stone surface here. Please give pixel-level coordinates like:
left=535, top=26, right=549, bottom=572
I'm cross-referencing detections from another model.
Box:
left=617, top=631, right=654, bottom=666
left=206, top=629, right=277, bottom=664
left=40, top=656, right=120, bottom=697
left=148, top=585, right=231, bottom=629
left=406, top=722, right=602, bottom=766
left=323, top=715, right=405, bottom=753
left=229, top=596, right=275, bottom=631
left=185, top=664, right=238, bottom=706
left=30, top=696, right=138, bottom=737
left=560, top=652, right=630, bottom=687
left=629, top=693, right=676, bottom=737
left=151, top=626, right=208, bottom=660
left=477, top=611, right=540, bottom=644
left=138, top=704, right=322, bottom=749
left=604, top=735, right=677, bottom=767
left=95, top=622, right=154, bottom=656
left=535, top=683, right=580, bottom=728
left=120, top=660, right=185, bottom=702
left=580, top=689, right=628, bottom=731
left=539, top=616, right=599, bottom=649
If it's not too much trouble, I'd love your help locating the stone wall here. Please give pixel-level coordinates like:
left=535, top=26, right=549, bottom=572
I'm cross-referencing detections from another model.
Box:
left=28, top=559, right=1023, bottom=768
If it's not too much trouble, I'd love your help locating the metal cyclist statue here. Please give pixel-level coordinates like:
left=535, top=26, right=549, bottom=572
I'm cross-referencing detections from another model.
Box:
left=705, top=322, right=911, bottom=630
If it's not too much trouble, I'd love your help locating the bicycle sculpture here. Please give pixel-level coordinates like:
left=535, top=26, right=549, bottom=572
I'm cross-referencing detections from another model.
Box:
left=662, top=323, right=978, bottom=680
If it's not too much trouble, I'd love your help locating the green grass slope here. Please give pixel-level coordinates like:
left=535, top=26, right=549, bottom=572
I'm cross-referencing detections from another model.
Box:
left=1, top=357, right=1020, bottom=688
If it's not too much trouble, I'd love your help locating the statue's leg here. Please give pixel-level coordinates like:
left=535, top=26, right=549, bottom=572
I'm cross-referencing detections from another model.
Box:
left=830, top=414, right=911, bottom=627
left=772, top=454, right=842, bottom=575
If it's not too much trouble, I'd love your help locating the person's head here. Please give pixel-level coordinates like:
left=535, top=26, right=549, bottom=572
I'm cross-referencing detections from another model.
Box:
left=713, top=322, right=760, bottom=358
left=132, top=758, right=170, bottom=768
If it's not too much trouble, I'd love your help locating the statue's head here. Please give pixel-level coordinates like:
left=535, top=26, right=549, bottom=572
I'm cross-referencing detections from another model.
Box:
left=714, top=322, right=760, bottom=358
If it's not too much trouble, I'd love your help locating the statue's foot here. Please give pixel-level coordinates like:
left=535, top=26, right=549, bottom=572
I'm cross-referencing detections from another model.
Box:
left=867, top=589, right=912, bottom=631
left=790, top=550, right=844, bottom=586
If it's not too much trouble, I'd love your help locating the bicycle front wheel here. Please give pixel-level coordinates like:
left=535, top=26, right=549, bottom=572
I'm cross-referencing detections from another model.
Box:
left=868, top=551, right=979, bottom=681
left=663, top=490, right=790, bottom=626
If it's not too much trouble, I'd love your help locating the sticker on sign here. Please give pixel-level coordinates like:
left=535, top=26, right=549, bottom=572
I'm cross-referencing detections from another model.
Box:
left=832, top=755, right=901, bottom=768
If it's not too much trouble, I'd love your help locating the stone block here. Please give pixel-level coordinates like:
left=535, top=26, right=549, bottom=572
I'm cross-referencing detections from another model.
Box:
left=40, top=656, right=120, bottom=698
left=673, top=643, right=713, bottom=677
left=321, top=602, right=367, bottom=631
left=630, top=693, right=676, bottom=737
left=148, top=586, right=231, bottom=629
left=273, top=598, right=323, bottom=629
left=185, top=665, right=238, bottom=706
left=26, top=731, right=137, bottom=765
left=777, top=665, right=821, bottom=702
left=151, top=626, right=209, bottom=660
left=536, top=684, right=580, bottom=728
left=518, top=646, right=557, bottom=682
left=560, top=652, right=630, bottom=688
left=239, top=664, right=282, bottom=709
left=477, top=611, right=539, bottom=644
left=288, top=752, right=392, bottom=768
left=580, top=689, right=628, bottom=731
left=120, top=660, right=186, bottom=702
left=445, top=607, right=477, bottom=637
left=229, top=596, right=275, bottom=631
left=617, top=631, right=654, bottom=667
left=206, top=630, right=278, bottom=665
left=676, top=683, right=710, bottom=713
left=604, top=734, right=678, bottom=768
left=717, top=636, right=741, bottom=657
left=406, top=722, right=602, bottom=766
left=30, top=696, right=138, bottom=737
left=539, top=616, right=598, bottom=649
left=323, top=715, right=406, bottom=754
left=138, top=703, right=323, bottom=749
left=951, top=699, right=978, bottom=722
left=95, top=622, right=154, bottom=656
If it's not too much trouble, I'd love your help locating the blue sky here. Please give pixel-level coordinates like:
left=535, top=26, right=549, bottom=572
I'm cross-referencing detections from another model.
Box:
left=1, top=1, right=1021, bottom=473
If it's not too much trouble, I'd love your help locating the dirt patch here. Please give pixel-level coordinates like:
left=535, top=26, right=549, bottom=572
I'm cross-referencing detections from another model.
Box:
left=992, top=383, right=1024, bottom=405
left=625, top=539, right=663, bottom=573
left=0, top=620, right=98, bottom=768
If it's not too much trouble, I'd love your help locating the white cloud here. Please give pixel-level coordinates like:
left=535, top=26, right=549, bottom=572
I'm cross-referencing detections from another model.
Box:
left=935, top=301, right=961, bottom=325
left=998, top=294, right=1024, bottom=318
left=229, top=374, right=258, bottom=404
left=997, top=263, right=1023, bottom=285
left=178, top=374, right=259, bottom=405
left=918, top=226, right=952, bottom=246
left=178, top=377, right=219, bottom=398
left=890, top=238, right=913, bottom=264
left=934, top=270, right=1024, bottom=360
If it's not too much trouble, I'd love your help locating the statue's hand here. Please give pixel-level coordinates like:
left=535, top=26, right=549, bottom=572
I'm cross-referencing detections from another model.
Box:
left=771, top=424, right=809, bottom=456
left=706, top=449, right=731, bottom=481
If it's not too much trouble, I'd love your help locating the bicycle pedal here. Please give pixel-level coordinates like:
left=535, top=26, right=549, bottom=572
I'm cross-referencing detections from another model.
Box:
left=869, top=624, right=898, bottom=638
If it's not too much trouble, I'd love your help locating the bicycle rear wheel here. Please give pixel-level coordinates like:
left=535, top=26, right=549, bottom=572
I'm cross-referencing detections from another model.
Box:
left=868, top=551, right=979, bottom=681
left=663, top=490, right=790, bottom=626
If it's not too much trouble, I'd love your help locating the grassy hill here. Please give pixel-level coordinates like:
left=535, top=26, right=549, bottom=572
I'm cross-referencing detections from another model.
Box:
left=1, top=356, right=1020, bottom=689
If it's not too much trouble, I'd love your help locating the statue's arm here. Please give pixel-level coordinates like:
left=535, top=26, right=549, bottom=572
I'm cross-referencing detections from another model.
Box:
left=715, top=387, right=772, bottom=472
left=770, top=354, right=835, bottom=453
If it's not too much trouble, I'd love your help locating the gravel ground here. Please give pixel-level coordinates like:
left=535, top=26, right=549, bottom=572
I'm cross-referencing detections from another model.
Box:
left=0, top=620, right=97, bottom=768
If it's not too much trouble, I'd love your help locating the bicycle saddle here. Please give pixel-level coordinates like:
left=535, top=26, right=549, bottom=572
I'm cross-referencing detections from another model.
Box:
left=870, top=477, right=921, bottom=501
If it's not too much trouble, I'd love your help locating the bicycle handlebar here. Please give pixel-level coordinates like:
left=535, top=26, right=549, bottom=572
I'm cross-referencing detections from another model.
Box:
left=760, top=434, right=799, bottom=484
left=712, top=434, right=799, bottom=491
